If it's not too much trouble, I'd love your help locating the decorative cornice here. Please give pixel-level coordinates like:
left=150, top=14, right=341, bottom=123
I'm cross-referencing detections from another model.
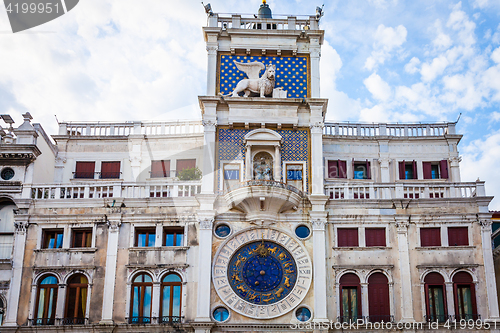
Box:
left=202, top=120, right=217, bottom=130
left=106, top=218, right=122, bottom=232
left=311, top=218, right=326, bottom=231
left=480, top=219, right=493, bottom=230
left=14, top=220, right=29, bottom=234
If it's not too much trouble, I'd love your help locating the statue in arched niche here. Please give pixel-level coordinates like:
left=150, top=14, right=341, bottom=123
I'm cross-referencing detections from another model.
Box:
left=253, top=152, right=273, bottom=180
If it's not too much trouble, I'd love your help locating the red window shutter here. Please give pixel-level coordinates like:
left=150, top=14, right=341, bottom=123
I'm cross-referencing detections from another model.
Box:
left=151, top=160, right=170, bottom=177
left=425, top=272, right=445, bottom=284
left=176, top=159, right=196, bottom=172
left=366, top=160, right=371, bottom=179
left=366, top=228, right=386, bottom=247
left=440, top=160, right=449, bottom=179
left=101, top=161, right=120, bottom=179
left=368, top=273, right=390, bottom=321
left=423, top=162, right=432, bottom=179
left=412, top=160, right=417, bottom=179
left=399, top=161, right=405, bottom=180
left=448, top=227, right=468, bottom=246
left=339, top=160, right=347, bottom=178
left=328, top=160, right=338, bottom=178
left=421, top=228, right=441, bottom=247
left=75, top=162, right=95, bottom=179
left=338, top=228, right=358, bottom=247
left=351, top=158, right=355, bottom=179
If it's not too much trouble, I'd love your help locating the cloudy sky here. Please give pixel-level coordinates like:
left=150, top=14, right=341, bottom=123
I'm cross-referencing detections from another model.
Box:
left=0, top=0, right=499, bottom=209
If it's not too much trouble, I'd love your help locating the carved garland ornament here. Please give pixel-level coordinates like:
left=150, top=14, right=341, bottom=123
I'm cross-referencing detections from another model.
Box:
left=212, top=227, right=312, bottom=319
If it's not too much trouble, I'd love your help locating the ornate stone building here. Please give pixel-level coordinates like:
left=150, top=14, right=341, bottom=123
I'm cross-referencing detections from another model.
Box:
left=0, top=2, right=498, bottom=332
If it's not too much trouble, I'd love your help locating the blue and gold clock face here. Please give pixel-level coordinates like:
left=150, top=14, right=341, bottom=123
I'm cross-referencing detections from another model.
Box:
left=228, top=241, right=297, bottom=305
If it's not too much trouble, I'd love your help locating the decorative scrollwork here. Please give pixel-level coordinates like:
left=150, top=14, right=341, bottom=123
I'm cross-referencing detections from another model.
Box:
left=199, top=218, right=214, bottom=230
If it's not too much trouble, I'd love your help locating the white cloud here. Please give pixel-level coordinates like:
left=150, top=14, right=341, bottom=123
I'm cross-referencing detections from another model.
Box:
left=363, top=73, right=392, bottom=101
left=405, top=57, right=421, bottom=74
left=421, top=55, right=449, bottom=82
left=461, top=130, right=500, bottom=210
left=367, top=0, right=399, bottom=8
left=433, top=33, right=453, bottom=50
left=447, top=2, right=477, bottom=47
left=492, top=112, right=500, bottom=121
left=364, top=24, right=407, bottom=70
left=492, top=47, right=500, bottom=63
left=473, top=0, right=489, bottom=9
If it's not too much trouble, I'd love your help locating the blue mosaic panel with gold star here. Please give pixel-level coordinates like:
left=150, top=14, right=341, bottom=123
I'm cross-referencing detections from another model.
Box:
left=219, top=55, right=309, bottom=98
left=227, top=241, right=297, bottom=305
left=217, top=128, right=309, bottom=192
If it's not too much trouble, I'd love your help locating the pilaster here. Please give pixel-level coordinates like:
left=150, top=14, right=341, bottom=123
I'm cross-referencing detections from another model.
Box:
left=395, top=216, right=415, bottom=322
left=195, top=215, right=215, bottom=322
left=479, top=218, right=500, bottom=320
left=100, top=214, right=122, bottom=324
left=3, top=215, right=29, bottom=326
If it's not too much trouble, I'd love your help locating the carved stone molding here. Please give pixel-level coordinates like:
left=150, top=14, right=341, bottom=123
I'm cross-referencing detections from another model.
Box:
left=107, top=219, right=122, bottom=232
left=202, top=120, right=217, bottom=130
left=479, top=219, right=493, bottom=231
left=199, top=218, right=214, bottom=230
left=14, top=221, right=29, bottom=234
left=311, top=218, right=326, bottom=231
left=395, top=221, right=409, bottom=233
left=450, top=156, right=462, bottom=165
left=309, top=122, right=324, bottom=130
left=206, top=45, right=218, bottom=55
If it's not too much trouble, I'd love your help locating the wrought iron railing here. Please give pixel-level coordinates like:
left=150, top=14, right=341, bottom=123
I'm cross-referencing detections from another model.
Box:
left=337, top=315, right=364, bottom=323
left=366, top=315, right=395, bottom=323
left=128, top=316, right=152, bottom=324
left=424, top=314, right=450, bottom=322
left=30, top=318, right=55, bottom=325
left=452, top=314, right=481, bottom=321
left=61, top=317, right=87, bottom=325
left=227, top=180, right=304, bottom=196
left=159, top=315, right=183, bottom=324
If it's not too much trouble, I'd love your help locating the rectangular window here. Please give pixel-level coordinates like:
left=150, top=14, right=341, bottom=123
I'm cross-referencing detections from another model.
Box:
left=353, top=160, right=371, bottom=180
left=338, top=228, right=359, bottom=247
left=448, top=227, right=468, bottom=246
left=328, top=160, right=347, bottom=178
left=74, top=161, right=95, bottom=179
left=420, top=227, right=441, bottom=247
left=423, top=160, right=449, bottom=179
left=71, top=229, right=92, bottom=248
left=399, top=160, right=417, bottom=180
left=365, top=228, right=386, bottom=247
left=286, top=164, right=304, bottom=191
left=176, top=159, right=196, bottom=173
left=135, top=228, right=156, bottom=247
left=163, top=227, right=184, bottom=247
left=101, top=161, right=121, bottom=179
left=42, top=229, right=64, bottom=249
left=151, top=160, right=170, bottom=178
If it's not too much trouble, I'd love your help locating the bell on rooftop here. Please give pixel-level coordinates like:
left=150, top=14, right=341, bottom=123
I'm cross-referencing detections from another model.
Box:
left=258, top=0, right=272, bottom=19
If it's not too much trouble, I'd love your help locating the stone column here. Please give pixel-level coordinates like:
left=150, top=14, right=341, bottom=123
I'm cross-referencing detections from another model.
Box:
left=311, top=218, right=328, bottom=322
left=4, top=217, right=29, bottom=326
left=361, top=283, right=369, bottom=320
left=206, top=44, right=218, bottom=96
left=245, top=145, right=252, bottom=181
left=310, top=42, right=321, bottom=97
left=449, top=157, right=461, bottom=182
left=100, top=216, right=122, bottom=324
left=128, top=134, right=144, bottom=181
left=201, top=120, right=216, bottom=195
left=479, top=219, right=500, bottom=320
left=274, top=144, right=281, bottom=182
left=395, top=217, right=415, bottom=322
left=445, top=282, right=455, bottom=318
left=310, top=123, right=324, bottom=195
left=378, top=157, right=390, bottom=183
left=152, top=282, right=161, bottom=323
left=196, top=217, right=214, bottom=322
left=55, top=283, right=66, bottom=322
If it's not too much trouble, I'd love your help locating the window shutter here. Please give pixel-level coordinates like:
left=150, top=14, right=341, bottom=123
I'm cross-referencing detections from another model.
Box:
left=151, top=160, right=170, bottom=177
left=101, top=161, right=120, bottom=179
left=448, top=227, right=468, bottom=246
left=412, top=160, right=417, bottom=179
left=422, top=162, right=432, bottom=179
left=75, top=162, right=95, bottom=178
left=421, top=228, right=441, bottom=247
left=366, top=228, right=386, bottom=247
left=338, top=228, right=358, bottom=247
left=399, top=161, right=405, bottom=180
left=440, top=160, right=449, bottom=179
left=366, top=160, right=371, bottom=179
left=328, top=160, right=338, bottom=178
left=339, top=160, right=347, bottom=178
left=176, top=159, right=196, bottom=172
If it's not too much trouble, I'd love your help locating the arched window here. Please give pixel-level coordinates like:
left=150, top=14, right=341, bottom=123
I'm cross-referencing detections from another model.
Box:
left=130, top=273, right=153, bottom=324
left=425, top=273, right=447, bottom=322
left=0, top=298, right=4, bottom=325
left=368, top=273, right=391, bottom=322
left=339, top=273, right=361, bottom=323
left=160, top=273, right=182, bottom=323
left=64, top=274, right=88, bottom=325
left=35, top=275, right=58, bottom=325
left=453, top=272, right=477, bottom=320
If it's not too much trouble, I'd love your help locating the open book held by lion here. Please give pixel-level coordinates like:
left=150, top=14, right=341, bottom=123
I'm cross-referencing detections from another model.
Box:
left=220, top=61, right=276, bottom=98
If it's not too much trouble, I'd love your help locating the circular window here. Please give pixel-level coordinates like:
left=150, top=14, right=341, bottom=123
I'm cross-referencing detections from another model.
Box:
left=296, top=307, right=311, bottom=322
left=215, top=224, right=231, bottom=238
left=295, top=225, right=310, bottom=239
left=213, top=307, right=229, bottom=322
left=1, top=168, right=14, bottom=181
